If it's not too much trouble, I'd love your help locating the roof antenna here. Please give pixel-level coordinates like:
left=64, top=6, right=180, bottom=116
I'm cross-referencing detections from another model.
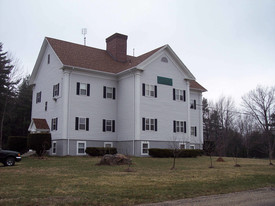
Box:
left=82, top=28, right=87, bottom=46
left=133, top=48, right=135, bottom=57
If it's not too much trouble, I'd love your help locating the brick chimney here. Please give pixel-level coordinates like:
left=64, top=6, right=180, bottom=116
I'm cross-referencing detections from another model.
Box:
left=106, top=33, right=128, bottom=62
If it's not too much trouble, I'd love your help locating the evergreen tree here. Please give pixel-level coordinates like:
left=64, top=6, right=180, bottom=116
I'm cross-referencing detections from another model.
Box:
left=0, top=43, right=19, bottom=148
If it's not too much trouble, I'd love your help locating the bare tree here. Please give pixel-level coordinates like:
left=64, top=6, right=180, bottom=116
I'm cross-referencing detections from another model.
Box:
left=242, top=85, right=275, bottom=165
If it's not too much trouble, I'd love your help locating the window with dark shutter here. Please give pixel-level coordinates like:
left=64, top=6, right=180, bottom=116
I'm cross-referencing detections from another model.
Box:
left=155, top=119, right=157, bottom=131
left=75, top=117, right=79, bottom=130
left=87, top=84, right=90, bottom=96
left=184, top=90, right=186, bottom=102
left=76, top=83, right=80, bottom=95
left=194, top=100, right=197, bottom=110
left=173, top=121, right=176, bottom=133
left=86, top=118, right=89, bottom=131
left=142, top=84, right=145, bottom=96
left=142, top=118, right=145, bottom=131
left=113, top=88, right=116, bottom=100
left=184, top=121, right=187, bottom=133
left=112, top=120, right=115, bottom=132
left=103, top=86, right=106, bottom=98
left=103, top=119, right=106, bottom=132
left=154, top=86, right=157, bottom=98
left=173, top=89, right=176, bottom=100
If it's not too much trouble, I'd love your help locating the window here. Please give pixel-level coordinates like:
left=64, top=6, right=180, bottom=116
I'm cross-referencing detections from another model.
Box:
left=103, top=86, right=116, bottom=99
left=36, top=91, right=41, bottom=103
left=45, top=102, right=47, bottom=111
left=190, top=145, right=195, bottom=150
left=161, top=57, right=168, bottom=63
left=191, top=126, right=197, bottom=136
left=52, top=141, right=57, bottom=155
left=173, top=89, right=186, bottom=101
left=102, top=119, right=115, bottom=132
left=190, top=99, right=197, bottom=109
left=173, top=121, right=186, bottom=133
left=47, top=54, right=50, bottom=64
left=75, top=117, right=89, bottom=131
left=104, top=142, right=113, bottom=148
left=51, top=118, right=58, bottom=131
left=179, top=143, right=186, bottom=149
left=53, top=83, right=59, bottom=97
left=142, top=118, right=157, bottom=131
left=141, top=141, right=150, bottom=155
left=76, top=82, right=90, bottom=96
left=77, top=141, right=86, bottom=155
left=142, top=84, right=157, bottom=98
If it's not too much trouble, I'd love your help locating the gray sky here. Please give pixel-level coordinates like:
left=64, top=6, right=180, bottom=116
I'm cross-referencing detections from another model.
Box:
left=1, top=0, right=274, bottom=105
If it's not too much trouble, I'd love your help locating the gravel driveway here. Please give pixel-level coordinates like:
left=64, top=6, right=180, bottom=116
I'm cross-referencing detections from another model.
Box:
left=137, top=187, right=275, bottom=206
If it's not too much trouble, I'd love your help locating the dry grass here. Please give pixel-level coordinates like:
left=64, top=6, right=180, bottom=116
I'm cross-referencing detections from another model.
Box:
left=0, top=156, right=274, bottom=205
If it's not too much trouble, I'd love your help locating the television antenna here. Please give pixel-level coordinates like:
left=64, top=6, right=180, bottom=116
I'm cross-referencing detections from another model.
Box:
left=82, top=28, right=87, bottom=46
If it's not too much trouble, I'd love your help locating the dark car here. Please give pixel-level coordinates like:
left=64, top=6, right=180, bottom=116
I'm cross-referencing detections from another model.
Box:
left=0, top=149, right=21, bottom=166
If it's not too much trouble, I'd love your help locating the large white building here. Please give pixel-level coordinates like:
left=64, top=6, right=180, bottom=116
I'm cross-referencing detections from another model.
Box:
left=29, top=33, right=207, bottom=156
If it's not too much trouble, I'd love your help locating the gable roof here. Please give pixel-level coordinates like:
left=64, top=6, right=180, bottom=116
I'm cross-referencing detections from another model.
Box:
left=28, top=118, right=50, bottom=133
left=46, top=37, right=164, bottom=74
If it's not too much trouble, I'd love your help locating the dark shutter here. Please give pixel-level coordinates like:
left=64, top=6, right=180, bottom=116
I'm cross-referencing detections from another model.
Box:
left=142, top=84, right=145, bottom=96
left=142, top=118, right=145, bottom=131
left=103, top=119, right=106, bottom=132
left=173, top=89, right=175, bottom=100
left=76, top=82, right=80, bottom=95
left=75, top=117, right=79, bottom=130
left=154, top=85, right=157, bottom=98
left=52, top=85, right=55, bottom=97
left=195, top=127, right=197, bottom=136
left=103, top=86, right=106, bottom=98
left=56, top=118, right=58, bottom=130
left=113, top=88, right=116, bottom=100
left=57, top=84, right=59, bottom=96
left=87, top=84, right=90, bottom=96
left=184, top=121, right=187, bottom=133
left=51, top=119, right=53, bottom=131
left=173, top=121, right=176, bottom=133
left=112, top=120, right=115, bottom=132
left=184, top=90, right=186, bottom=102
left=155, top=119, right=157, bottom=131
left=194, top=100, right=196, bottom=110
left=86, top=118, right=89, bottom=131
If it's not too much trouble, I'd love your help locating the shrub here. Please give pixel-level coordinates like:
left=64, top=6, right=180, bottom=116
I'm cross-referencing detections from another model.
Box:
left=149, top=148, right=203, bottom=158
left=7, top=136, right=28, bottom=154
left=85, top=147, right=117, bottom=156
left=28, top=133, right=52, bottom=156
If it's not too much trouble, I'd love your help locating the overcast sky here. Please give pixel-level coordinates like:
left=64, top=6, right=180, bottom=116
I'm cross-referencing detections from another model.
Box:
left=1, top=0, right=274, bottom=105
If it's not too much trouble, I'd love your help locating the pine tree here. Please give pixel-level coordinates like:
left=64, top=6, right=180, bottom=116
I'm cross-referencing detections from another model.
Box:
left=0, top=43, right=19, bottom=148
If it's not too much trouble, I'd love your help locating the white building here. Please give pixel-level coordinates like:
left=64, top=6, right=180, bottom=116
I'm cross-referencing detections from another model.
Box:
left=29, top=33, right=207, bottom=156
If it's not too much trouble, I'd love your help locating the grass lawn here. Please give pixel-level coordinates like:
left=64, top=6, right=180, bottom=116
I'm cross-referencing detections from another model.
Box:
left=0, top=156, right=274, bottom=206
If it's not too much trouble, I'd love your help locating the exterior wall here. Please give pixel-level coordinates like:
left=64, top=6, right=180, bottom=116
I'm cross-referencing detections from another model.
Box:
left=31, top=44, right=64, bottom=141
left=140, top=52, right=189, bottom=142
left=67, top=70, right=117, bottom=145
left=117, top=73, right=135, bottom=141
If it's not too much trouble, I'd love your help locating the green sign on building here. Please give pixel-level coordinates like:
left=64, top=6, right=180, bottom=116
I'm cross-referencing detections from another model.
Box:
left=157, top=76, right=173, bottom=86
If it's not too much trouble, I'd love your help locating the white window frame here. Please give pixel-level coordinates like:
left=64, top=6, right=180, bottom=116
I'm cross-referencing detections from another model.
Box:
left=106, top=120, right=113, bottom=132
left=141, top=141, right=150, bottom=155
left=77, top=141, right=86, bottom=155
left=175, top=89, right=184, bottom=101
left=52, top=118, right=58, bottom=131
left=80, top=83, right=87, bottom=96
left=104, top=142, right=113, bottom=148
left=190, top=145, right=195, bottom=150
left=145, top=84, right=155, bottom=97
left=145, top=118, right=155, bottom=131
left=176, top=121, right=184, bottom=132
left=52, top=141, right=57, bottom=155
left=179, top=143, right=186, bottom=149
left=36, top=91, right=41, bottom=103
left=191, top=126, right=196, bottom=136
left=53, top=84, right=59, bottom=97
left=79, top=117, right=86, bottom=130
left=106, top=87, right=113, bottom=99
